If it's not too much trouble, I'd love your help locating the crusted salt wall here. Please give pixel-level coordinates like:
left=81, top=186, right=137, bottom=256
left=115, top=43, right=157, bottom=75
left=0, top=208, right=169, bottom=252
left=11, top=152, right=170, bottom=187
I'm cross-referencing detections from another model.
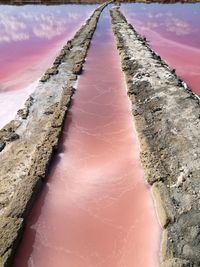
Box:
left=110, top=7, right=200, bottom=267
left=0, top=2, right=109, bottom=266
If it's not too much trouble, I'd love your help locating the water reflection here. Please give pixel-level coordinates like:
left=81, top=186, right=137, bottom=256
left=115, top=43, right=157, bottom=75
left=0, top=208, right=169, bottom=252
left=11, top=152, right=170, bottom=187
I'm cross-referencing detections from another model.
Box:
left=121, top=3, right=200, bottom=94
left=13, top=7, right=160, bottom=267
left=0, top=4, right=97, bottom=128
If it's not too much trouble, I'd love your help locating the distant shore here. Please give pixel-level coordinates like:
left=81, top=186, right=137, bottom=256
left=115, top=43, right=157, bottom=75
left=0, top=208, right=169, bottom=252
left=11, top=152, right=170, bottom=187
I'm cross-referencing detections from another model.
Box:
left=1, top=0, right=200, bottom=5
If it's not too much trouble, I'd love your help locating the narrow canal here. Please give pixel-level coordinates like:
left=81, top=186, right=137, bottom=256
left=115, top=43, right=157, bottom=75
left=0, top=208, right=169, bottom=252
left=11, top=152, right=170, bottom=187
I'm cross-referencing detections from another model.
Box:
left=13, top=6, right=160, bottom=267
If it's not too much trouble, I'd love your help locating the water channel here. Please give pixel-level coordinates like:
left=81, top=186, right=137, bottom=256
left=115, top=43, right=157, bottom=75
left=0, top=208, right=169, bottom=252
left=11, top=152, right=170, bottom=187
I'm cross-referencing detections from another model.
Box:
left=13, top=6, right=160, bottom=267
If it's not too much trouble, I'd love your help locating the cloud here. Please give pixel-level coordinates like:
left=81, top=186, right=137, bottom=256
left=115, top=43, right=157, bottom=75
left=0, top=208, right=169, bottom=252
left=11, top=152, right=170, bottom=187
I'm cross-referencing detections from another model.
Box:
left=147, top=12, right=154, bottom=19
left=33, top=22, right=66, bottom=40
left=140, top=11, right=194, bottom=36
left=0, top=8, right=84, bottom=44
left=0, top=13, right=29, bottom=43
left=146, top=22, right=159, bottom=29
left=165, top=18, right=194, bottom=36
left=31, top=12, right=81, bottom=40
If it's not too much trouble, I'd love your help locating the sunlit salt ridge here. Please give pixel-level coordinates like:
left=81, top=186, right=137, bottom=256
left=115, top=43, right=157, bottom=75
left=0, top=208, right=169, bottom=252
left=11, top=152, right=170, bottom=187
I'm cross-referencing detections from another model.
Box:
left=121, top=3, right=200, bottom=94
left=0, top=4, right=97, bottom=128
left=13, top=7, right=160, bottom=267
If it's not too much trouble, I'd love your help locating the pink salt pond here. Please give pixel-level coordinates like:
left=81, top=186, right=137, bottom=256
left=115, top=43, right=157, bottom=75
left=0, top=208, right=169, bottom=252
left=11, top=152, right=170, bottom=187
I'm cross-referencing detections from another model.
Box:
left=0, top=4, right=97, bottom=128
left=121, top=3, right=200, bottom=95
left=13, top=8, right=160, bottom=267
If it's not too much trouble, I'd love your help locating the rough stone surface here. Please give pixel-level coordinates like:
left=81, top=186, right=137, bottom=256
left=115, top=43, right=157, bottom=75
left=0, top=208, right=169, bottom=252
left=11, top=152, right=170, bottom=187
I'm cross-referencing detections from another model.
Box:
left=111, top=7, right=200, bottom=267
left=0, top=2, right=109, bottom=266
left=0, top=217, right=23, bottom=267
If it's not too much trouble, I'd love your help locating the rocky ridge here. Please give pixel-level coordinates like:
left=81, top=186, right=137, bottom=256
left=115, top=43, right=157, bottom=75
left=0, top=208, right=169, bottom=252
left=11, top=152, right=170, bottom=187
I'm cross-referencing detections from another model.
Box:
left=0, top=2, right=109, bottom=266
left=111, top=7, right=200, bottom=267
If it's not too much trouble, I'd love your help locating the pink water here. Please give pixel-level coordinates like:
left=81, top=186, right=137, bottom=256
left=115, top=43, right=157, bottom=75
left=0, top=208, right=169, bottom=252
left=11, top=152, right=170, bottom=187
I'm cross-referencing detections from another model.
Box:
left=121, top=3, right=200, bottom=95
left=13, top=8, right=160, bottom=267
left=0, top=4, right=97, bottom=128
